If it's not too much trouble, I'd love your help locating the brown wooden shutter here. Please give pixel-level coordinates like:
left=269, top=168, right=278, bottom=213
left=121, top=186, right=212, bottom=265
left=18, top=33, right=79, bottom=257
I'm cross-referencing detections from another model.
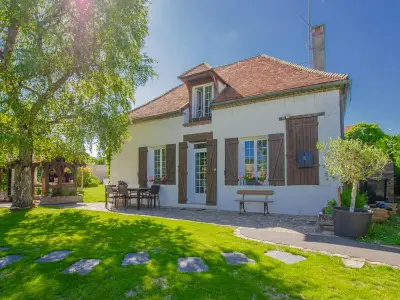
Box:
left=165, top=144, right=176, bottom=185
left=178, top=142, right=188, bottom=204
left=138, top=147, right=148, bottom=188
left=225, top=138, right=238, bottom=185
left=206, top=139, right=217, bottom=206
left=268, top=133, right=285, bottom=186
left=286, top=116, right=319, bottom=185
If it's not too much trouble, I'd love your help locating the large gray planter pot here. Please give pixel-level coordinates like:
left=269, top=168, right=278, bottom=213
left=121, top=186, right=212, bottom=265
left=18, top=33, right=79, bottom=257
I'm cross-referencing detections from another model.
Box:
left=332, top=207, right=372, bottom=238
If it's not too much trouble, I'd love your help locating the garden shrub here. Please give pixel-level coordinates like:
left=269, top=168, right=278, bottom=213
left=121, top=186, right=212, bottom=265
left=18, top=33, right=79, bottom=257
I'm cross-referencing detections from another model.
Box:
left=76, top=167, right=100, bottom=187
left=340, top=188, right=368, bottom=209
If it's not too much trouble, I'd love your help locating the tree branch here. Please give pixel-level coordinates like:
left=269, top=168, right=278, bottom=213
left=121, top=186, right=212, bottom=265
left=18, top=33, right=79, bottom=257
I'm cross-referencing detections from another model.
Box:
left=21, top=84, right=40, bottom=95
left=30, top=73, right=71, bottom=118
left=1, top=0, right=19, bottom=70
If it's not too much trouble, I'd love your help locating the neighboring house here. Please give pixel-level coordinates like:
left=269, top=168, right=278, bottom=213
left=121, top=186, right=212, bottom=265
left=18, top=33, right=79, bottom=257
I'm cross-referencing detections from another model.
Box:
left=111, top=54, right=351, bottom=215
left=88, top=164, right=108, bottom=183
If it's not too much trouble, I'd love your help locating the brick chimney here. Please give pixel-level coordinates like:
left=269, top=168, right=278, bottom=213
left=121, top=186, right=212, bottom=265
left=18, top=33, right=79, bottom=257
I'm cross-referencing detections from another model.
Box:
left=312, top=24, right=325, bottom=71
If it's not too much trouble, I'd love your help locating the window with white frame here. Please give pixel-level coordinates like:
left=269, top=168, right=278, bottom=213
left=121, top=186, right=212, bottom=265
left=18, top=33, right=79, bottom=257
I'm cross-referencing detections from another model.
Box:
left=244, top=139, right=268, bottom=178
left=193, top=83, right=213, bottom=118
left=154, top=148, right=166, bottom=179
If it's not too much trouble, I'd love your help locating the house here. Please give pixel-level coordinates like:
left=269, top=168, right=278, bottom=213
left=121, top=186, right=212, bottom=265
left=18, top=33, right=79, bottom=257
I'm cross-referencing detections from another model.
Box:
left=111, top=52, right=351, bottom=215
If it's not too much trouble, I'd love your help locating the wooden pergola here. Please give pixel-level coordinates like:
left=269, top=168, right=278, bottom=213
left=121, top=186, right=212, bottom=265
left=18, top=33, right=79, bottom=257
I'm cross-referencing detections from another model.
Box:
left=32, top=157, right=85, bottom=196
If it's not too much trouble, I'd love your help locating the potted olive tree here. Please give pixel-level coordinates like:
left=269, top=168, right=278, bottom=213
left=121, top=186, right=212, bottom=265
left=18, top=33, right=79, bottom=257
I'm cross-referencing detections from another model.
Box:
left=317, top=138, right=389, bottom=238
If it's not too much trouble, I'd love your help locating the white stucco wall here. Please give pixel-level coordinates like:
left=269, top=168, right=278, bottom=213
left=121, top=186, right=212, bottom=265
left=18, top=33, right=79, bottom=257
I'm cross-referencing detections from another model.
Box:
left=111, top=89, right=341, bottom=215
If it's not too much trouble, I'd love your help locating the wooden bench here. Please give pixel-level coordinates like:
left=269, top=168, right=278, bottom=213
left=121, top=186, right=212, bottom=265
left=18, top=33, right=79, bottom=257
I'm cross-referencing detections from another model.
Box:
left=235, top=190, right=274, bottom=216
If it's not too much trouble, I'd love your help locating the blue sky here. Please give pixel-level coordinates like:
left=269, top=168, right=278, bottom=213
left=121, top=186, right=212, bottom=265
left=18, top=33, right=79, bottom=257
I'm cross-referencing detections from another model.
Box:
left=134, top=0, right=399, bottom=134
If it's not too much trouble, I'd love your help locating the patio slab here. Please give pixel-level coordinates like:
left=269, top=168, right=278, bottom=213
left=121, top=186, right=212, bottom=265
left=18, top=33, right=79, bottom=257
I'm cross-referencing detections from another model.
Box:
left=221, top=252, right=255, bottom=265
left=62, top=259, right=100, bottom=275
left=121, top=252, right=150, bottom=266
left=0, top=255, right=23, bottom=268
left=178, top=257, right=208, bottom=272
left=36, top=250, right=72, bottom=263
left=265, top=250, right=306, bottom=264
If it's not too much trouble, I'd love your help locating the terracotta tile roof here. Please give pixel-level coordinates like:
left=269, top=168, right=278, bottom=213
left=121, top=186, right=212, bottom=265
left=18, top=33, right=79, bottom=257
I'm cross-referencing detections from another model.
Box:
left=178, top=62, right=212, bottom=78
left=130, top=54, right=349, bottom=121
left=213, top=55, right=348, bottom=103
left=344, top=125, right=353, bottom=133
left=129, top=84, right=188, bottom=121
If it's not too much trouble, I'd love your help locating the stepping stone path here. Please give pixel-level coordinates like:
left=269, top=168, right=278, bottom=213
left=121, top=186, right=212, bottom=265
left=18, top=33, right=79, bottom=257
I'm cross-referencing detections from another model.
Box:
left=178, top=257, right=208, bottom=272
left=0, top=255, right=23, bottom=269
left=265, top=250, right=306, bottom=264
left=221, top=252, right=255, bottom=265
left=63, top=259, right=101, bottom=275
left=342, top=258, right=365, bottom=269
left=121, top=252, right=150, bottom=266
left=0, top=247, right=9, bottom=251
left=35, top=250, right=72, bottom=263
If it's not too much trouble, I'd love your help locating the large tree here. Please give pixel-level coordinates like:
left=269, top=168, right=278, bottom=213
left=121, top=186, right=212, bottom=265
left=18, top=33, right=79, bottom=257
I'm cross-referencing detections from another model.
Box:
left=0, top=0, right=154, bottom=208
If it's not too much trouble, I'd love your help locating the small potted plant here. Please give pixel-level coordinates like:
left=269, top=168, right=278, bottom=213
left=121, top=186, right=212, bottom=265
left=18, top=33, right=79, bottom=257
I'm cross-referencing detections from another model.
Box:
left=318, top=199, right=337, bottom=230
left=244, top=173, right=261, bottom=185
left=147, top=176, right=155, bottom=187
left=318, top=138, right=389, bottom=238
left=258, top=170, right=269, bottom=186
left=153, top=176, right=166, bottom=185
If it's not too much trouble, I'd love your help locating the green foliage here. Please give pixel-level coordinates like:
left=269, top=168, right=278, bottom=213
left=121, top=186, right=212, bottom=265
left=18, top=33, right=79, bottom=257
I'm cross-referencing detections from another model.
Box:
left=324, top=199, right=337, bottom=215
left=93, top=157, right=106, bottom=165
left=0, top=0, right=155, bottom=205
left=345, top=122, right=386, bottom=145
left=76, top=167, right=100, bottom=188
left=317, top=138, right=390, bottom=184
left=340, top=188, right=368, bottom=209
left=50, top=188, right=77, bottom=197
left=35, top=187, right=42, bottom=196
left=0, top=170, right=8, bottom=191
left=346, top=122, right=400, bottom=177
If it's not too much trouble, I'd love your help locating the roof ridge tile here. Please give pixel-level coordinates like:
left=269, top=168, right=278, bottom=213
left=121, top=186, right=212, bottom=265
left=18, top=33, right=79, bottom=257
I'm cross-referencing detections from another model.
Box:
left=178, top=61, right=211, bottom=78
left=260, top=54, right=348, bottom=79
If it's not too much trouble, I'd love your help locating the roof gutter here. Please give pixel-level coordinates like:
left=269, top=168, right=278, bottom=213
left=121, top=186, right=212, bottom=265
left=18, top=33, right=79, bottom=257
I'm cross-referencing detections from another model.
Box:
left=212, top=79, right=351, bottom=108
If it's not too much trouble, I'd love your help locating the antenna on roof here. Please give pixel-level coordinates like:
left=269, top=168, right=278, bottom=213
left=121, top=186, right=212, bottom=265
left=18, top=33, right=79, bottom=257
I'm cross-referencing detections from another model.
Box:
left=297, top=0, right=312, bottom=67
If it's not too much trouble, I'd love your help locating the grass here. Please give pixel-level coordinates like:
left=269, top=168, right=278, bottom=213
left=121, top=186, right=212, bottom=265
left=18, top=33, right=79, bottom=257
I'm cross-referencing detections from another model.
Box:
left=360, top=214, right=400, bottom=246
left=82, top=185, right=105, bottom=203
left=0, top=208, right=399, bottom=300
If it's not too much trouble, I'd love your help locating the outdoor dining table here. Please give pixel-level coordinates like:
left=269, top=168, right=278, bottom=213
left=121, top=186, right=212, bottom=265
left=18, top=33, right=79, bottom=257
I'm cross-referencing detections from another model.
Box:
left=127, top=187, right=151, bottom=210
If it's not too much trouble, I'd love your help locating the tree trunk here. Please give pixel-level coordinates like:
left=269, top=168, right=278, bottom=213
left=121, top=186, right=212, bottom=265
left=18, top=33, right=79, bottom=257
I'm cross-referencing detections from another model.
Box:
left=350, top=181, right=358, bottom=212
left=12, top=146, right=33, bottom=208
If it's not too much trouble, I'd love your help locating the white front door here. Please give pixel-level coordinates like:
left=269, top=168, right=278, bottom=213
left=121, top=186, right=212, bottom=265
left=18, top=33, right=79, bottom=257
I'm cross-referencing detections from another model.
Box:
left=192, top=148, right=207, bottom=204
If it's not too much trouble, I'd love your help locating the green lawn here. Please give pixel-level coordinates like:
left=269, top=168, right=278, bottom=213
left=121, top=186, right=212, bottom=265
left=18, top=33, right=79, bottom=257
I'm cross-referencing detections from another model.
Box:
left=0, top=208, right=399, bottom=300
left=360, top=213, right=400, bottom=246
left=82, top=185, right=105, bottom=203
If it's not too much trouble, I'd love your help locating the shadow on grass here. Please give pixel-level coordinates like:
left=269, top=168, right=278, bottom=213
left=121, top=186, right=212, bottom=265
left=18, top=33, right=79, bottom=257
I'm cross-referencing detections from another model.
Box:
left=0, top=208, right=308, bottom=299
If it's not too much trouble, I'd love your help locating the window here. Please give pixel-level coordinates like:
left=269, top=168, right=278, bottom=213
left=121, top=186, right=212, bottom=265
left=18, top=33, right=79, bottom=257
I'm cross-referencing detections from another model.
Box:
left=193, top=84, right=213, bottom=118
left=244, top=139, right=268, bottom=177
left=154, top=148, right=166, bottom=179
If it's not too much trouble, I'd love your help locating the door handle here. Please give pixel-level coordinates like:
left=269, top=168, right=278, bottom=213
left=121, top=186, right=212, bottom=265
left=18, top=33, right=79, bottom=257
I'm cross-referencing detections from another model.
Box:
left=213, top=168, right=217, bottom=172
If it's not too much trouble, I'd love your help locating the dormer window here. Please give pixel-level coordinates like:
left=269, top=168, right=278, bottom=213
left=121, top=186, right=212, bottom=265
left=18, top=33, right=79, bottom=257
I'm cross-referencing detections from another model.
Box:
left=192, top=83, right=213, bottom=119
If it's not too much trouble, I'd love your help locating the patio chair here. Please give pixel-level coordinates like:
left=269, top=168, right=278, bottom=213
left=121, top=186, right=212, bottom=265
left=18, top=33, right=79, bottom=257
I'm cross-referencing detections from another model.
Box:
left=118, top=184, right=133, bottom=209
left=144, top=185, right=160, bottom=209
left=105, top=185, right=118, bottom=209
